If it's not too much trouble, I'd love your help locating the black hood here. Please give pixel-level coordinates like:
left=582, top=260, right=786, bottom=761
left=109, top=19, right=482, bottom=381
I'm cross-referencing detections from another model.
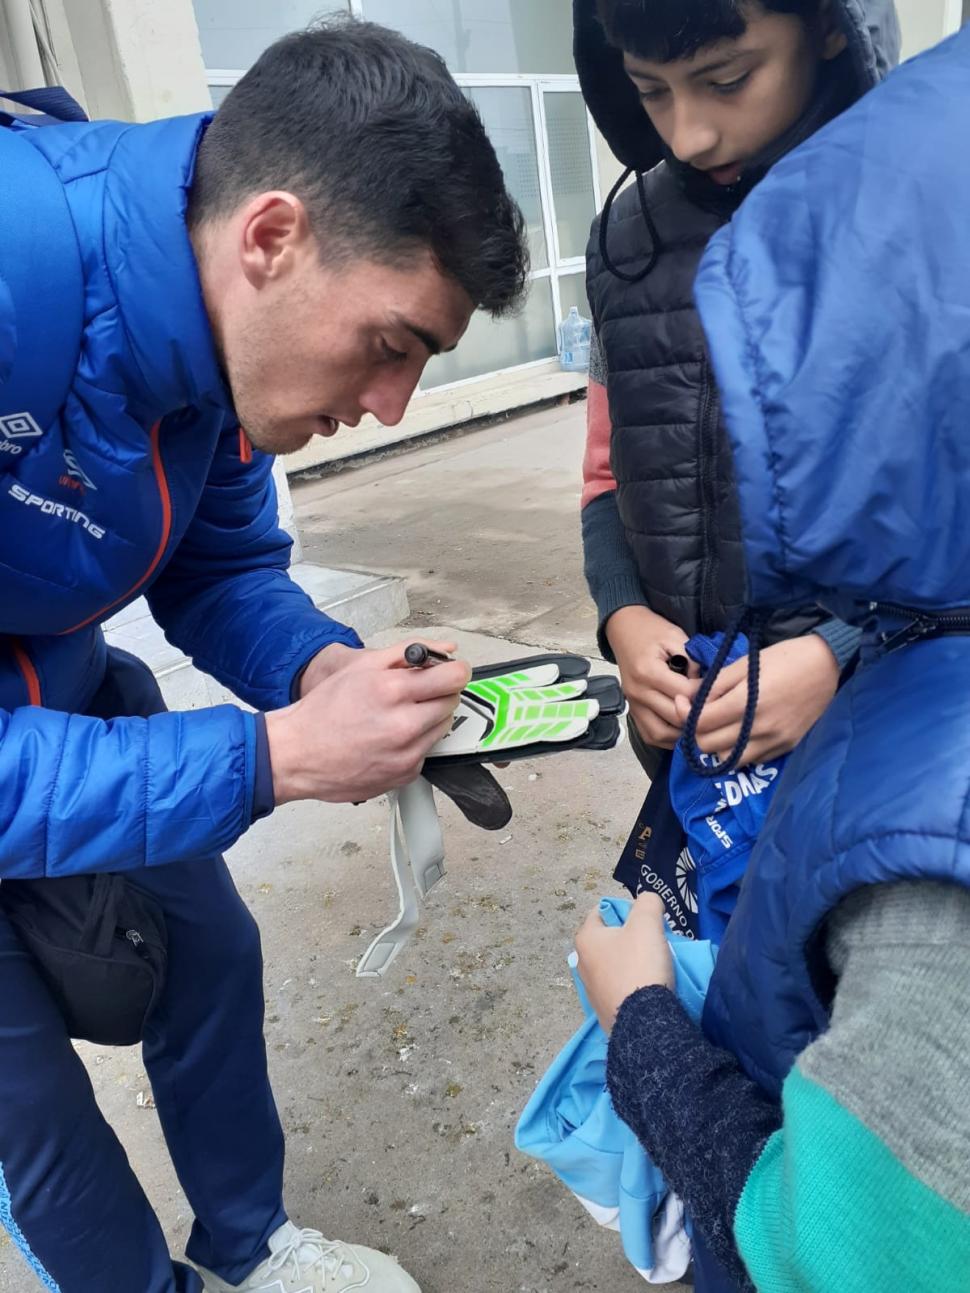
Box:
left=574, top=0, right=901, bottom=174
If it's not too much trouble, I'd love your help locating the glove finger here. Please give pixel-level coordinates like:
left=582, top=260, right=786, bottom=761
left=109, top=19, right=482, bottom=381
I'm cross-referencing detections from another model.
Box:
left=492, top=681, right=589, bottom=703
left=469, top=665, right=563, bottom=698
left=423, top=763, right=513, bottom=831
left=479, top=699, right=600, bottom=752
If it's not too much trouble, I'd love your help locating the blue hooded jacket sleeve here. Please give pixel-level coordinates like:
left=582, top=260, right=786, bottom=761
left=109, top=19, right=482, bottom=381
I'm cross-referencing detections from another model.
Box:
left=0, top=702, right=257, bottom=878
left=146, top=427, right=362, bottom=712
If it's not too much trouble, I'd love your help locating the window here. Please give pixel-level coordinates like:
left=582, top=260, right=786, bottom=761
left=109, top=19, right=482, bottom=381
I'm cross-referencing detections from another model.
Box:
left=422, top=79, right=598, bottom=391
left=195, top=0, right=327, bottom=69
left=358, top=0, right=575, bottom=75
left=194, top=0, right=600, bottom=391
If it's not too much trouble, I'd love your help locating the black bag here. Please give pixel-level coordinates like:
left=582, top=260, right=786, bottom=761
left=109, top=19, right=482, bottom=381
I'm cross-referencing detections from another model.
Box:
left=613, top=752, right=701, bottom=939
left=0, top=873, right=167, bottom=1046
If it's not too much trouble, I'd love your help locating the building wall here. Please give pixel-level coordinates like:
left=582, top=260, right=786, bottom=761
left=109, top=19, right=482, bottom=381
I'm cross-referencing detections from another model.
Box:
left=0, top=13, right=14, bottom=86
left=896, top=0, right=963, bottom=56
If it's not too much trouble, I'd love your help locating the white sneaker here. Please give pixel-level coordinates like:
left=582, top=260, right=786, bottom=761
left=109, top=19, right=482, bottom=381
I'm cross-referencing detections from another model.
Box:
left=197, top=1221, right=422, bottom=1292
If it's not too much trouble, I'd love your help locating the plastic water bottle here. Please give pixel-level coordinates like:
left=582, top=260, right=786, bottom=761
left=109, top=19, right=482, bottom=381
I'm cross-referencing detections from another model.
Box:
left=558, top=305, right=592, bottom=373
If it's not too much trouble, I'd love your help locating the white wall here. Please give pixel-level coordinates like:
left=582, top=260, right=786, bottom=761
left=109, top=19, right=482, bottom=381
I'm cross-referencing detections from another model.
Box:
left=0, top=8, right=15, bottom=87
left=896, top=0, right=963, bottom=57
left=58, top=0, right=210, bottom=120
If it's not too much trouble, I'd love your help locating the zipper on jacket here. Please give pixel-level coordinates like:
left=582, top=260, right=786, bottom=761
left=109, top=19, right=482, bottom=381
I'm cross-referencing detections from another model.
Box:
left=871, top=602, right=970, bottom=653
left=10, top=639, right=42, bottom=706
left=60, top=420, right=172, bottom=636
left=697, top=360, right=721, bottom=635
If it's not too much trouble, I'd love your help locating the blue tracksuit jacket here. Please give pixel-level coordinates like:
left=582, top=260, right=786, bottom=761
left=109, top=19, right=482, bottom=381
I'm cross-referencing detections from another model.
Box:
left=0, top=112, right=361, bottom=879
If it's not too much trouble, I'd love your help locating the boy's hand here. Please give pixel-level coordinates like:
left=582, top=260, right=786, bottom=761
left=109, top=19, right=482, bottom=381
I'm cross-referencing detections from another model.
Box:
left=674, top=635, right=839, bottom=765
left=575, top=894, right=674, bottom=1034
left=606, top=606, right=699, bottom=749
left=266, top=644, right=471, bottom=805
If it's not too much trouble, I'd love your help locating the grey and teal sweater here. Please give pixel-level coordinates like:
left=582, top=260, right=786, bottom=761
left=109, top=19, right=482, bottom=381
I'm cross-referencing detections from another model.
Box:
left=607, top=881, right=970, bottom=1290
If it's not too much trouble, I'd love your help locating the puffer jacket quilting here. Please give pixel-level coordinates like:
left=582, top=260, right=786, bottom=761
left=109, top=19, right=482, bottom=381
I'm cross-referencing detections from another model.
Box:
left=578, top=0, right=900, bottom=639
left=0, top=113, right=360, bottom=878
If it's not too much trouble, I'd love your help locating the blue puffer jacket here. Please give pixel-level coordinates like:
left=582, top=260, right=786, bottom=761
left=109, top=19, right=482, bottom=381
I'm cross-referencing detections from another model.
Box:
left=0, top=113, right=360, bottom=878
left=692, top=26, right=970, bottom=1095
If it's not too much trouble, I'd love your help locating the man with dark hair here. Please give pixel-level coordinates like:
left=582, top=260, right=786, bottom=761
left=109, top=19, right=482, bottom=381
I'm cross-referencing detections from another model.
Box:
left=0, top=17, right=526, bottom=1293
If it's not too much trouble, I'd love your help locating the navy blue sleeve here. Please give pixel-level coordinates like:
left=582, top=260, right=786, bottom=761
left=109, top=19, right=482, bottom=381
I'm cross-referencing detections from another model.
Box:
left=582, top=491, right=649, bottom=662
left=607, top=986, right=780, bottom=1288
left=0, top=703, right=258, bottom=878
left=811, top=618, right=862, bottom=672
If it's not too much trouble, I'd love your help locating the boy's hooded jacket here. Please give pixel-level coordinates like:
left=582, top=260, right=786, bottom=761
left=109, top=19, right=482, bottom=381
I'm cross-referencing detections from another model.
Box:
left=696, top=17, right=970, bottom=1097
left=0, top=114, right=361, bottom=878
left=602, top=26, right=970, bottom=1293
left=574, top=0, right=900, bottom=640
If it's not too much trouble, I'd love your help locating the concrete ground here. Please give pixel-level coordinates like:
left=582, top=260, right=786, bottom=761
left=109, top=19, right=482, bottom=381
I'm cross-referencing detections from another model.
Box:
left=297, top=399, right=602, bottom=658
left=0, top=403, right=692, bottom=1292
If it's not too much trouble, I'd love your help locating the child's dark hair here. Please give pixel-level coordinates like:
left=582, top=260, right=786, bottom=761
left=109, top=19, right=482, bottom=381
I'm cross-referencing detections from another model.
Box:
left=596, top=0, right=821, bottom=63
left=190, top=16, right=528, bottom=317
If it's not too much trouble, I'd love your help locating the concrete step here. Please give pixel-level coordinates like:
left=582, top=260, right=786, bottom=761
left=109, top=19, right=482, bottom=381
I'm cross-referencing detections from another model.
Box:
left=105, top=562, right=409, bottom=710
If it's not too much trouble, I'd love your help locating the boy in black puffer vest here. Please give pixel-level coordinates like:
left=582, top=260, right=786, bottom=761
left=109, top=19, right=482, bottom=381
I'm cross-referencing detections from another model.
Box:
left=577, top=0, right=898, bottom=774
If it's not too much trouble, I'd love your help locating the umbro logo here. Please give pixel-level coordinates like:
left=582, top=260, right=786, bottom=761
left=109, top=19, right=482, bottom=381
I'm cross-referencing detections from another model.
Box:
left=0, top=411, right=43, bottom=440
left=0, top=411, right=43, bottom=455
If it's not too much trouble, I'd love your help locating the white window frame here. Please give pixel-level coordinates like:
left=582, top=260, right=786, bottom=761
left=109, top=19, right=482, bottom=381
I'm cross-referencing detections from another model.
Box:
left=203, top=12, right=602, bottom=395
left=944, top=0, right=964, bottom=34
left=415, top=73, right=600, bottom=394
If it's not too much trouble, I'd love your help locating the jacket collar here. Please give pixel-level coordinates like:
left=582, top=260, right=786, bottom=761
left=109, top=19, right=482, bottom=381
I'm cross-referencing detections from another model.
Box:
left=102, top=113, right=232, bottom=424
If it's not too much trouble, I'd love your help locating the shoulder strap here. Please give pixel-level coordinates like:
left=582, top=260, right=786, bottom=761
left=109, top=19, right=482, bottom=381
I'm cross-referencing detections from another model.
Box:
left=0, top=85, right=87, bottom=127
left=0, top=124, right=85, bottom=433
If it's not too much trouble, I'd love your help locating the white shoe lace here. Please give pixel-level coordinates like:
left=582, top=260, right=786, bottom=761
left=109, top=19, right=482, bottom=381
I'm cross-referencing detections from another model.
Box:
left=264, top=1227, right=364, bottom=1288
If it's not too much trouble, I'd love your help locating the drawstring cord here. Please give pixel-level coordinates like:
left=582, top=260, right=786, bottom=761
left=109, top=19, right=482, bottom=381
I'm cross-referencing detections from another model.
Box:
left=599, top=167, right=663, bottom=284
left=680, top=609, right=768, bottom=778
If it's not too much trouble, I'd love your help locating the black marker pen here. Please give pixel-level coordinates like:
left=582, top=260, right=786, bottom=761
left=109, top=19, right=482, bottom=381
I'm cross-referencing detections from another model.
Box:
left=404, top=643, right=452, bottom=669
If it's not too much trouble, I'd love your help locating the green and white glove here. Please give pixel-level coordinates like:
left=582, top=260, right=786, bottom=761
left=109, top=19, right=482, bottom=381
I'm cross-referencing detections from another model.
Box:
left=357, top=654, right=625, bottom=979
left=428, top=662, right=601, bottom=758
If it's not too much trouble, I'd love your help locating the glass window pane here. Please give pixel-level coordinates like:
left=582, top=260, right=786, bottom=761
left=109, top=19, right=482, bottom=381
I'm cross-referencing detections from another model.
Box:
left=193, top=0, right=327, bottom=69
left=544, top=92, right=597, bottom=263
left=465, top=87, right=547, bottom=272
left=209, top=84, right=232, bottom=109
left=361, top=0, right=574, bottom=74
left=422, top=278, right=556, bottom=389
left=558, top=271, right=590, bottom=322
